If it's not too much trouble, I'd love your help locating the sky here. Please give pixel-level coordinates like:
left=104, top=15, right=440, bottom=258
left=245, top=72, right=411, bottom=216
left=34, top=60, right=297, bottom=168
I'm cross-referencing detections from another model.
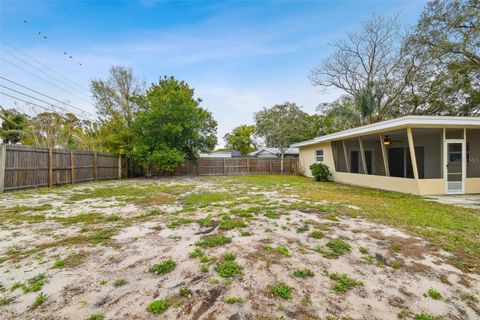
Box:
left=0, top=0, right=427, bottom=146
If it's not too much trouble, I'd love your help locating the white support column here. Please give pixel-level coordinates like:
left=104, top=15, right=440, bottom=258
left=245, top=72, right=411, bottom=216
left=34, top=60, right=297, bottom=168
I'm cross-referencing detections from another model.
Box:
left=379, top=133, right=390, bottom=176
left=342, top=140, right=350, bottom=173
left=407, top=127, right=419, bottom=180
left=358, top=137, right=368, bottom=174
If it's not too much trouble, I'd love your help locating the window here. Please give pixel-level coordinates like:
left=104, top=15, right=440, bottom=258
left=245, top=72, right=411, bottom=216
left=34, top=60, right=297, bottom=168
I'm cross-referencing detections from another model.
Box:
left=315, top=150, right=324, bottom=162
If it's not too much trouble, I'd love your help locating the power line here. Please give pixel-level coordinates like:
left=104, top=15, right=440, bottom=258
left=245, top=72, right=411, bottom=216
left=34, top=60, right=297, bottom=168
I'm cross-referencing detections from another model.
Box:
left=1, top=39, right=89, bottom=93
left=0, top=84, right=95, bottom=120
left=0, top=76, right=97, bottom=118
left=1, top=46, right=90, bottom=97
left=1, top=57, right=95, bottom=107
left=0, top=91, right=62, bottom=114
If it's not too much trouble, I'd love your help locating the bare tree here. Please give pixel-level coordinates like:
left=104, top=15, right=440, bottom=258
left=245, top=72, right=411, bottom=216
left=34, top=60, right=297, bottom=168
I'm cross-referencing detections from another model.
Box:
left=309, top=14, right=420, bottom=122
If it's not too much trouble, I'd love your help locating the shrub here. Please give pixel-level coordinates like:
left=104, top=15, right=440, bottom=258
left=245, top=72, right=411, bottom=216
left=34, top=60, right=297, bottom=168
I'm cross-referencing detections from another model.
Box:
left=215, top=261, right=243, bottom=278
left=310, top=163, right=331, bottom=182
left=268, top=282, right=293, bottom=299
left=150, top=259, right=176, bottom=275
left=146, top=299, right=169, bottom=314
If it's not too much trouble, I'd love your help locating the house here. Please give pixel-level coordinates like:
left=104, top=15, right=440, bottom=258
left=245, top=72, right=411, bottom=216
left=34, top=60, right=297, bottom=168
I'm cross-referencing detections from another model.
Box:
left=291, top=116, right=480, bottom=195
left=249, top=148, right=299, bottom=158
left=199, top=151, right=232, bottom=158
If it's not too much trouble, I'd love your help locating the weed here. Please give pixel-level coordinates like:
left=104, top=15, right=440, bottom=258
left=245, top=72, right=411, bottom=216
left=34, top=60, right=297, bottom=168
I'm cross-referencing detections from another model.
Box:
left=414, top=313, right=440, bottom=320
left=296, top=223, right=309, bottom=233
left=189, top=247, right=204, bottom=258
left=310, top=230, right=324, bottom=239
left=200, top=265, right=209, bottom=272
left=276, top=246, right=290, bottom=256
left=359, top=247, right=369, bottom=254
left=84, top=315, right=105, bottom=320
left=53, top=259, right=65, bottom=268
left=329, top=273, right=362, bottom=293
left=223, top=279, right=233, bottom=285
left=179, top=287, right=192, bottom=297
left=240, top=231, right=252, bottom=237
left=301, top=297, right=311, bottom=306
left=146, top=299, right=169, bottom=314
left=209, top=278, right=219, bottom=284
left=215, top=261, right=243, bottom=278
left=219, top=219, right=246, bottom=230
left=150, top=259, right=176, bottom=276
left=223, top=252, right=237, bottom=261
left=196, top=235, right=232, bottom=248
left=200, top=255, right=210, bottom=263
left=316, top=240, right=351, bottom=259
left=113, top=278, right=127, bottom=287
left=167, top=218, right=194, bottom=229
left=391, top=243, right=402, bottom=252
left=225, top=296, right=244, bottom=304
left=268, top=282, right=293, bottom=299
left=105, top=214, right=123, bottom=222
left=425, top=288, right=442, bottom=300
left=198, top=214, right=213, bottom=228
left=293, top=268, right=315, bottom=278
left=90, top=229, right=116, bottom=244
left=264, top=209, right=280, bottom=219
left=31, top=292, right=47, bottom=309
left=99, top=280, right=108, bottom=285
left=13, top=273, right=46, bottom=293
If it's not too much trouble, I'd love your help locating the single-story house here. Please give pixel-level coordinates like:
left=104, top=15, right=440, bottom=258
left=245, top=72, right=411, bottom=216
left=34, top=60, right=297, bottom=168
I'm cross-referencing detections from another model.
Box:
left=291, top=116, right=480, bottom=195
left=249, top=148, right=299, bottom=158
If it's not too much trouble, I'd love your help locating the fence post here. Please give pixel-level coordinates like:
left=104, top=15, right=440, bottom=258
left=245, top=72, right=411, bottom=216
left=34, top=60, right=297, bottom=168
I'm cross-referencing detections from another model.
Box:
left=93, top=152, right=98, bottom=181
left=118, top=155, right=122, bottom=179
left=247, top=158, right=250, bottom=174
left=0, top=145, right=6, bottom=193
left=223, top=158, right=226, bottom=175
left=48, top=147, right=53, bottom=188
left=70, top=151, right=75, bottom=184
left=269, top=158, right=272, bottom=174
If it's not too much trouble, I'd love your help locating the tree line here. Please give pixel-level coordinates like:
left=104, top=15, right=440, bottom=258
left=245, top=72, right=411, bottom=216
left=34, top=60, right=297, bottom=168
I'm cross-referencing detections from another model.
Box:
left=0, top=0, right=477, bottom=174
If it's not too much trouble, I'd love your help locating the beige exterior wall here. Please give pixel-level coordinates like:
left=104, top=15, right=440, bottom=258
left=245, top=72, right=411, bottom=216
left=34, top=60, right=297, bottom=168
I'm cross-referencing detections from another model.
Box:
left=466, top=178, right=480, bottom=194
left=298, top=142, right=334, bottom=178
left=417, top=179, right=444, bottom=195
left=334, top=172, right=420, bottom=194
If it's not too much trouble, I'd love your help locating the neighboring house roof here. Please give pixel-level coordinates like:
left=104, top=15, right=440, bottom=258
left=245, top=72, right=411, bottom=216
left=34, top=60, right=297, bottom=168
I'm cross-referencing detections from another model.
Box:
left=291, top=116, right=480, bottom=148
left=199, top=152, right=232, bottom=158
left=249, top=147, right=299, bottom=156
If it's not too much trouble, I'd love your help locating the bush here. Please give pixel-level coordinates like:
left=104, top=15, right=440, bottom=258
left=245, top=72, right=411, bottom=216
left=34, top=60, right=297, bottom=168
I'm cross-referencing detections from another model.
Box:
left=310, top=163, right=331, bottom=182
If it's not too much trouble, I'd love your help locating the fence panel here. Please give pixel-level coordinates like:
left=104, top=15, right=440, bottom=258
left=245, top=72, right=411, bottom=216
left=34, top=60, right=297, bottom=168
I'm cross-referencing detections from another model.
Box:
left=0, top=144, right=298, bottom=192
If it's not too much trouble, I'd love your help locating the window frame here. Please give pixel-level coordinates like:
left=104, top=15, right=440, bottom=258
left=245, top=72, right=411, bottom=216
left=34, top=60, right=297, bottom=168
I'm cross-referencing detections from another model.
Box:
left=315, top=149, right=324, bottom=163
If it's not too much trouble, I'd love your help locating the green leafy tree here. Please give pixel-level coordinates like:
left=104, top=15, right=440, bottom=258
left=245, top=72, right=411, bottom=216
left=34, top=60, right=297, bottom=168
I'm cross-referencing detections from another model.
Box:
left=90, top=65, right=144, bottom=154
left=130, top=76, right=217, bottom=175
left=254, top=102, right=312, bottom=172
left=0, top=107, right=29, bottom=144
left=313, top=95, right=361, bottom=135
left=223, top=125, right=256, bottom=155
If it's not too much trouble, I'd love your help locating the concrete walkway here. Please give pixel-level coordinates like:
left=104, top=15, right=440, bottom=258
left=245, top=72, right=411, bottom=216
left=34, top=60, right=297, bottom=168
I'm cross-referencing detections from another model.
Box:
left=425, top=194, right=480, bottom=209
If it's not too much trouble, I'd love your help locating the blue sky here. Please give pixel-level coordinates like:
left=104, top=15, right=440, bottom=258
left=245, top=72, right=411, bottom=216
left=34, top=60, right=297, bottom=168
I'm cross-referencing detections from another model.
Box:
left=0, top=0, right=426, bottom=145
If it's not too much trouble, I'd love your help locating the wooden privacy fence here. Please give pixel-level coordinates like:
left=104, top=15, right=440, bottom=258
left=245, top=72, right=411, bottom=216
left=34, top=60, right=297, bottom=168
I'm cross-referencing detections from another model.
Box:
left=0, top=144, right=128, bottom=192
left=0, top=144, right=299, bottom=192
left=156, top=157, right=299, bottom=176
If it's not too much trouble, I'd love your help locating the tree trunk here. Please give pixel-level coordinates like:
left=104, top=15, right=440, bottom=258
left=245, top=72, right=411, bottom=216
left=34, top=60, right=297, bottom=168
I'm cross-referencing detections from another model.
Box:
left=280, top=152, right=284, bottom=173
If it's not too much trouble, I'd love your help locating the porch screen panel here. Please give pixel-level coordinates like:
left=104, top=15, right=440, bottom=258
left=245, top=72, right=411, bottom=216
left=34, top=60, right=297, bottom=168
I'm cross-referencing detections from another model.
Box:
left=412, top=128, right=442, bottom=179
left=383, top=129, right=414, bottom=179
left=331, top=141, right=347, bottom=172
left=359, top=134, right=386, bottom=176
left=344, top=139, right=365, bottom=174
left=467, top=129, right=480, bottom=178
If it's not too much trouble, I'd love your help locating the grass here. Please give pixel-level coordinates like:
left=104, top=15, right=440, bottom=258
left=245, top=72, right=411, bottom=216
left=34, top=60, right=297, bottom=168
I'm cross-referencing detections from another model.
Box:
left=12, top=273, right=46, bottom=293
left=179, top=287, right=192, bottom=297
left=195, top=235, right=232, bottom=248
left=329, top=273, right=363, bottom=293
left=276, top=246, right=290, bottom=256
left=414, top=313, right=440, bottom=320
left=219, top=219, right=247, bottom=230
left=310, top=230, right=324, bottom=239
left=146, top=299, right=169, bottom=314
left=231, top=174, right=480, bottom=272
left=264, top=209, right=280, bottom=219
left=185, top=192, right=236, bottom=207
left=150, top=259, right=176, bottom=275
left=268, top=282, right=293, bottom=299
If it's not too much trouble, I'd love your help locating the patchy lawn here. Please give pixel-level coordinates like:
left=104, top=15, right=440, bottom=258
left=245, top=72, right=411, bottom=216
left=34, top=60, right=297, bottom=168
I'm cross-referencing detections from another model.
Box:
left=0, top=175, right=479, bottom=320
